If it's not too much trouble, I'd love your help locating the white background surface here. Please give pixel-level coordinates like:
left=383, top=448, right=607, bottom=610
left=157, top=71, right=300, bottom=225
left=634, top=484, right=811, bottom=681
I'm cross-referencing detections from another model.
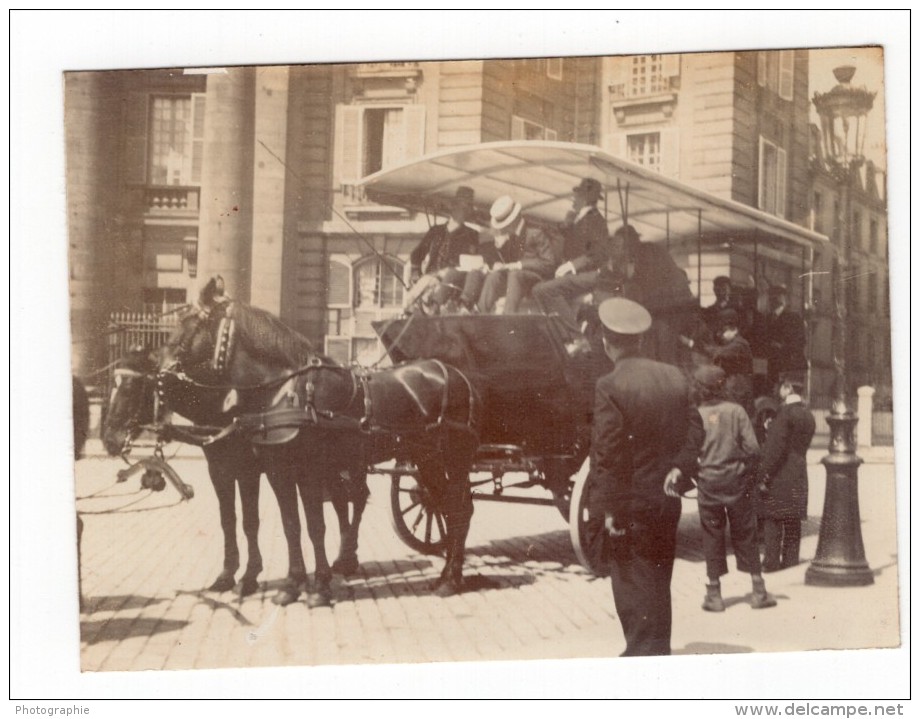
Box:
left=8, top=9, right=912, bottom=706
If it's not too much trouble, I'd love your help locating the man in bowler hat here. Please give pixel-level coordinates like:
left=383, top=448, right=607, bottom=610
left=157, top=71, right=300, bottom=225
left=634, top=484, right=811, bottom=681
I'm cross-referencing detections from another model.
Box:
left=532, top=177, right=610, bottom=330
left=405, top=186, right=480, bottom=314
left=589, top=297, right=704, bottom=656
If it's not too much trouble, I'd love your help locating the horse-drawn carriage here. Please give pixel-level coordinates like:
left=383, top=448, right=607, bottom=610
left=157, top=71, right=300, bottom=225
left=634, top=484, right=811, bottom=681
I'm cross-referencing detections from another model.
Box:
left=359, top=140, right=827, bottom=573
left=102, top=141, right=827, bottom=601
left=373, top=313, right=598, bottom=552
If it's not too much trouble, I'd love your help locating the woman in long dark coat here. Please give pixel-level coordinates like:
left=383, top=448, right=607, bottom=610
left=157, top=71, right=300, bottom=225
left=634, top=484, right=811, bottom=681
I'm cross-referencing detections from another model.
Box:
left=756, top=377, right=816, bottom=571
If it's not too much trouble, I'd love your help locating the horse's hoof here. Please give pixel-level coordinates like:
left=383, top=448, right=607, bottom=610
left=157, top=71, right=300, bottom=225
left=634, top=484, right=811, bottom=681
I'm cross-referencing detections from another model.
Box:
left=272, top=589, right=300, bottom=606
left=236, top=577, right=260, bottom=597
left=209, top=575, right=236, bottom=593
left=332, top=556, right=360, bottom=576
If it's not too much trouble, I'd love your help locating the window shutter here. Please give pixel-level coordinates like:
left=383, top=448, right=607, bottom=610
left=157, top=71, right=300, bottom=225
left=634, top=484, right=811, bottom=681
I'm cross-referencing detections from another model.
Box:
left=661, top=53, right=680, bottom=79
left=122, top=91, right=148, bottom=185
left=757, top=136, right=767, bottom=210
left=334, top=104, right=363, bottom=184
left=403, top=105, right=426, bottom=162
left=660, top=128, right=680, bottom=179
left=757, top=52, right=767, bottom=87
left=779, top=50, right=794, bottom=101
left=776, top=146, right=787, bottom=218
left=190, top=93, right=206, bottom=185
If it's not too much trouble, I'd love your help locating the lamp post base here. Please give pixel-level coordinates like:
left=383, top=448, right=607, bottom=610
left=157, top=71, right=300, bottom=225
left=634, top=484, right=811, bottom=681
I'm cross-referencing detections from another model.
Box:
left=805, top=411, right=874, bottom=587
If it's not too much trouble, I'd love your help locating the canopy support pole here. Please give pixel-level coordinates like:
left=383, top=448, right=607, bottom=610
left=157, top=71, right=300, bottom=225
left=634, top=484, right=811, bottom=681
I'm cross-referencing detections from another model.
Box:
left=696, top=209, right=703, bottom=300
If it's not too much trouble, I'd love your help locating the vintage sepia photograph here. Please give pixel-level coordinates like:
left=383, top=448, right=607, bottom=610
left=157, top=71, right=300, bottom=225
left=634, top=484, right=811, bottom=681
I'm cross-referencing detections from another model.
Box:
left=12, top=10, right=909, bottom=703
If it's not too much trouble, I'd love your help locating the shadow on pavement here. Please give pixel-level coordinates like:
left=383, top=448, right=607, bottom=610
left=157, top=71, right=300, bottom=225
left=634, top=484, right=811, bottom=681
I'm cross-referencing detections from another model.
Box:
left=81, top=594, right=166, bottom=614
left=80, top=617, right=188, bottom=645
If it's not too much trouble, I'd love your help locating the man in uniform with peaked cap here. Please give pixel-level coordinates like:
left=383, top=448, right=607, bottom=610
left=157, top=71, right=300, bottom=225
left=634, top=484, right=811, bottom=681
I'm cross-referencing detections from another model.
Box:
left=589, top=297, right=704, bottom=656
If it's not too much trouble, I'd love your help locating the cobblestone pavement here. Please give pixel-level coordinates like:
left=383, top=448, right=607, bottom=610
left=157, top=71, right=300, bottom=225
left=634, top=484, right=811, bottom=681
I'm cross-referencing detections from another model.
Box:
left=74, top=442, right=902, bottom=675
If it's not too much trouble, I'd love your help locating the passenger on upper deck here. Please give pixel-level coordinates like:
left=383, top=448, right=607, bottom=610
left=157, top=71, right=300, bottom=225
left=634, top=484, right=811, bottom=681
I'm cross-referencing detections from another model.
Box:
left=591, top=224, right=697, bottom=367
left=757, top=284, right=808, bottom=394
left=403, top=186, right=479, bottom=315
left=532, top=177, right=610, bottom=331
left=471, top=195, right=559, bottom=315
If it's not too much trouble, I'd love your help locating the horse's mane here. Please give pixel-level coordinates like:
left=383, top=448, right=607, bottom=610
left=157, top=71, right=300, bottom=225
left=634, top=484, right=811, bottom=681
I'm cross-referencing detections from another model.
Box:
left=229, top=301, right=317, bottom=368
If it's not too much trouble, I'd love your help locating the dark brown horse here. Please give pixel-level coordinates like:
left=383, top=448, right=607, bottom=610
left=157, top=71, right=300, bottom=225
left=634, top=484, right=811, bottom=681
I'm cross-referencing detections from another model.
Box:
left=163, top=276, right=481, bottom=601
left=102, top=347, right=269, bottom=598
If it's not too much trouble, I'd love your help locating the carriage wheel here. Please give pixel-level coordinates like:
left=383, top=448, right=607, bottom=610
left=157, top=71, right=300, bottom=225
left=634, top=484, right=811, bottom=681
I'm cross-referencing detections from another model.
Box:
left=568, top=458, right=612, bottom=577
left=546, top=454, right=589, bottom=519
left=389, top=472, right=448, bottom=556
left=550, top=481, right=574, bottom=518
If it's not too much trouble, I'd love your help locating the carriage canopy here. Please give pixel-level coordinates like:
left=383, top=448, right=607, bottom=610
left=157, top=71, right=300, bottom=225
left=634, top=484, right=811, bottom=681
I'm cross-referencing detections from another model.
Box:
left=359, top=140, right=829, bottom=251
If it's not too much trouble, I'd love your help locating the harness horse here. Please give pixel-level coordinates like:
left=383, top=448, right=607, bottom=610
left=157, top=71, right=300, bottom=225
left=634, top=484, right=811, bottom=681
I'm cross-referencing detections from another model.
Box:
left=115, top=276, right=480, bottom=604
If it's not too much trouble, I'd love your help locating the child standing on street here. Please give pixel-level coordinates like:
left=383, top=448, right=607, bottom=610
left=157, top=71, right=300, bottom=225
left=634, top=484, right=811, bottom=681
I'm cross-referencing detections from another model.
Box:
left=691, top=364, right=777, bottom=611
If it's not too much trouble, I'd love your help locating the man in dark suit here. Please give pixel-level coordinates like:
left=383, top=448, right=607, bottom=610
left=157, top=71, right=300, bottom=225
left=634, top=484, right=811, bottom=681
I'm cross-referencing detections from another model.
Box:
left=589, top=297, right=704, bottom=656
left=700, top=276, right=746, bottom=339
left=532, top=177, right=610, bottom=330
left=761, top=284, right=808, bottom=392
left=593, top=225, right=697, bottom=368
left=476, top=195, right=558, bottom=314
left=757, top=376, right=816, bottom=571
left=404, top=186, right=480, bottom=314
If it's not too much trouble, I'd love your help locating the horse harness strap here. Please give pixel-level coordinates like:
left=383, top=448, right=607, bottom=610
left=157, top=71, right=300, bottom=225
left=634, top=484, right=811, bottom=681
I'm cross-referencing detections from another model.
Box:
left=212, top=315, right=236, bottom=373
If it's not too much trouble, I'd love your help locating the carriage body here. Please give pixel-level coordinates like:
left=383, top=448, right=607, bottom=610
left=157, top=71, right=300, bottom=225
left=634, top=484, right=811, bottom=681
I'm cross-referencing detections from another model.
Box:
left=374, top=314, right=594, bottom=461
left=360, top=140, right=829, bottom=569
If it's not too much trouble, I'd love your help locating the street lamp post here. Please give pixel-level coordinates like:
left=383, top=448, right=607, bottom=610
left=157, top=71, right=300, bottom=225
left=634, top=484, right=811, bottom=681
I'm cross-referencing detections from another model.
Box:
left=805, top=66, right=876, bottom=587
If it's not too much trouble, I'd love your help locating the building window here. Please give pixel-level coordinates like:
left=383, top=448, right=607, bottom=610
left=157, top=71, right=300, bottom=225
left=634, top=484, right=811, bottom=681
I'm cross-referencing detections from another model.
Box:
left=325, top=254, right=408, bottom=365
left=627, top=132, right=661, bottom=172
left=335, top=104, right=426, bottom=185
left=142, top=287, right=187, bottom=315
left=363, top=108, right=408, bottom=176
left=630, top=55, right=667, bottom=96
left=148, top=95, right=205, bottom=186
left=869, top=219, right=879, bottom=254
left=758, top=136, right=787, bottom=218
left=511, top=115, right=557, bottom=142
left=546, top=58, right=563, bottom=80
left=757, top=50, right=794, bottom=101
left=354, top=257, right=405, bottom=310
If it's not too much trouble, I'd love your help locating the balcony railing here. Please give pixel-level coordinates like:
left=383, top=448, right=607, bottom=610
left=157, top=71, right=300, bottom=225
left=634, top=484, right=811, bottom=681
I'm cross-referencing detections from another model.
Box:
left=609, top=77, right=673, bottom=102
left=145, top=186, right=200, bottom=217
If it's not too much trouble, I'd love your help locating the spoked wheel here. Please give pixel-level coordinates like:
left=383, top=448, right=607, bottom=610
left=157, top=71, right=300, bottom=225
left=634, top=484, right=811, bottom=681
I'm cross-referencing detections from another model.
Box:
left=389, top=472, right=448, bottom=556
left=568, top=458, right=613, bottom=577
left=546, top=453, right=589, bottom=519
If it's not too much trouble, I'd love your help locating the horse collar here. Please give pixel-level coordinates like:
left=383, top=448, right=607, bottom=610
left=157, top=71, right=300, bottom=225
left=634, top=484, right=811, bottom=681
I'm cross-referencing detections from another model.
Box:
left=211, top=314, right=237, bottom=373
